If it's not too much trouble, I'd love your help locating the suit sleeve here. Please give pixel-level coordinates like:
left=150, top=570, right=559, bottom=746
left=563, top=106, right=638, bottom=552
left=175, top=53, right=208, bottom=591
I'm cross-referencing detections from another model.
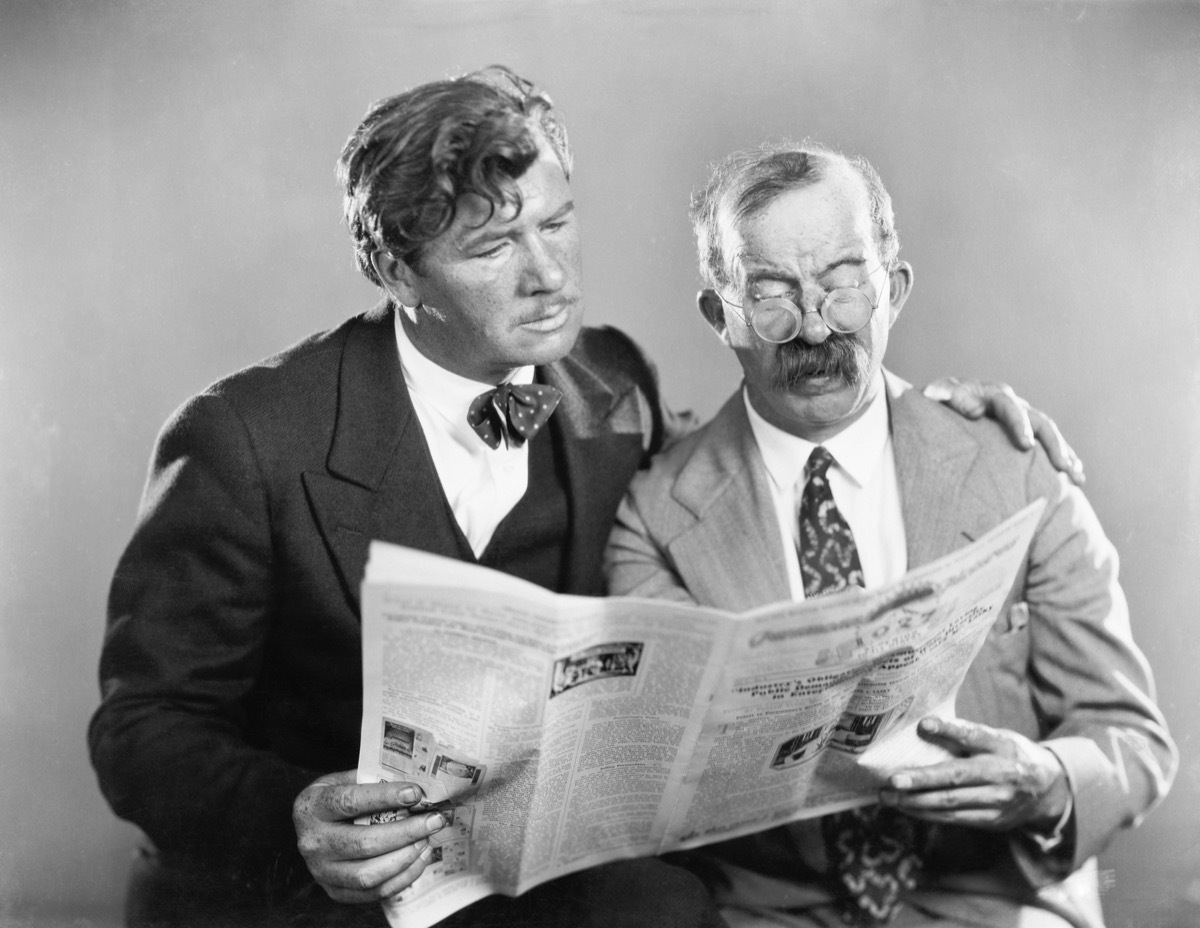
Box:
left=88, top=392, right=318, bottom=886
left=605, top=472, right=698, bottom=605
left=1014, top=455, right=1177, bottom=883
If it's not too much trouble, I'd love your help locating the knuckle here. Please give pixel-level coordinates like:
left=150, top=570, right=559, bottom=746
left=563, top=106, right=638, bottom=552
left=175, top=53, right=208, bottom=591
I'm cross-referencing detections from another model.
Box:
left=296, top=832, right=321, bottom=858
left=329, top=789, right=359, bottom=820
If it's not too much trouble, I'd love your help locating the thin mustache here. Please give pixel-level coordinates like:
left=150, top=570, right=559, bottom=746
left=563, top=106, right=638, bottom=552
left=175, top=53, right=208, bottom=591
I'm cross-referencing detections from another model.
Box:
left=518, top=295, right=580, bottom=325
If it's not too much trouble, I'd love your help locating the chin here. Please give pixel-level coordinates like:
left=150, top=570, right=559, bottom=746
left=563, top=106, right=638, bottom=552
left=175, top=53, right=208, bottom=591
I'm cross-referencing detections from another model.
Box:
left=521, top=317, right=584, bottom=367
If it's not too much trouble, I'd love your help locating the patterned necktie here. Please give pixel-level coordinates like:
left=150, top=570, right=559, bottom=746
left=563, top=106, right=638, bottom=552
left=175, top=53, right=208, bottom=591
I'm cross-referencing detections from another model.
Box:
left=798, top=446, right=864, bottom=597
left=797, top=447, right=924, bottom=924
left=467, top=382, right=562, bottom=450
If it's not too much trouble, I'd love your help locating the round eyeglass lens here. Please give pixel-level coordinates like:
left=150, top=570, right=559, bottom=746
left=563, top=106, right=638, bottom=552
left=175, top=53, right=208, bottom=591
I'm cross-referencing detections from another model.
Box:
left=750, top=298, right=802, bottom=343
left=822, top=289, right=874, bottom=333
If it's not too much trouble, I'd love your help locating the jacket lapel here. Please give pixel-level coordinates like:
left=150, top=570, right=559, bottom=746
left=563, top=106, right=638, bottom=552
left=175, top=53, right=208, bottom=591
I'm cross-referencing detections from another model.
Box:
left=651, top=376, right=1003, bottom=610
left=667, top=392, right=792, bottom=612
left=303, top=308, right=464, bottom=612
left=542, top=350, right=646, bottom=594
left=886, top=372, right=994, bottom=568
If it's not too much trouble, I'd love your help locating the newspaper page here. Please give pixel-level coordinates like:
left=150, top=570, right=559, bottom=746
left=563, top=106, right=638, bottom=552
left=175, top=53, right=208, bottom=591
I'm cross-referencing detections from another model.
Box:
left=358, top=499, right=1045, bottom=928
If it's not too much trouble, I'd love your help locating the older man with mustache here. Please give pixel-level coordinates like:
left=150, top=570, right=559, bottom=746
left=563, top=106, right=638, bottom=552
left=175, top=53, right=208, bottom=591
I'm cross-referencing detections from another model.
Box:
left=606, top=142, right=1175, bottom=927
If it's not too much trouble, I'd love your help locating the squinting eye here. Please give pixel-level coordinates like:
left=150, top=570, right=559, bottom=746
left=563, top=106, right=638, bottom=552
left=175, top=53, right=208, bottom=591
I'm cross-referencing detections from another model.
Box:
left=475, top=243, right=508, bottom=259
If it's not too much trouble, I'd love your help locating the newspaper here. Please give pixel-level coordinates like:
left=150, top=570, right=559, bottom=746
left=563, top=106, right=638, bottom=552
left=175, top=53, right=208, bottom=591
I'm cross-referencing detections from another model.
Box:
left=357, top=499, right=1046, bottom=928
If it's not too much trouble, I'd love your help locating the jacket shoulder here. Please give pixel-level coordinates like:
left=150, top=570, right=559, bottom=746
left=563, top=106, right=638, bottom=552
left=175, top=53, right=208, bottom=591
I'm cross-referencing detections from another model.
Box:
left=203, top=315, right=360, bottom=409
left=891, top=382, right=1053, bottom=481
left=154, top=312, right=373, bottom=470
left=567, top=325, right=657, bottom=390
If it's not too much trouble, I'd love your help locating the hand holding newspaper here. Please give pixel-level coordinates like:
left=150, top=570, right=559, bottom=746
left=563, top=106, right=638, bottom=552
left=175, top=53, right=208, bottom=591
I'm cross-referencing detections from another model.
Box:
left=357, top=499, right=1046, bottom=928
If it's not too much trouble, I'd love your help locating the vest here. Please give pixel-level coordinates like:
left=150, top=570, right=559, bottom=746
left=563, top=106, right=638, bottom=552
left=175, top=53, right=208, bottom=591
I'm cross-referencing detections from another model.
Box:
left=471, top=422, right=569, bottom=593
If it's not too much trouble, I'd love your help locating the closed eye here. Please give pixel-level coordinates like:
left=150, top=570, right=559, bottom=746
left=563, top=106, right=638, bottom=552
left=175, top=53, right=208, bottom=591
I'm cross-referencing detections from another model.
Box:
left=473, top=241, right=510, bottom=259
left=746, top=277, right=797, bottom=301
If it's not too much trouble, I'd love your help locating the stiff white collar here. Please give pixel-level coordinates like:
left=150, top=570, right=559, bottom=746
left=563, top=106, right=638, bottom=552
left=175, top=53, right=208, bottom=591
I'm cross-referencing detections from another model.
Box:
left=743, top=370, right=890, bottom=490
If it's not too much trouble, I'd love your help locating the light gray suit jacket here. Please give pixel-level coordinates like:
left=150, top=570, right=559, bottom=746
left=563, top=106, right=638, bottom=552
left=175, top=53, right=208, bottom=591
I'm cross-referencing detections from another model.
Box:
left=605, top=372, right=1175, bottom=925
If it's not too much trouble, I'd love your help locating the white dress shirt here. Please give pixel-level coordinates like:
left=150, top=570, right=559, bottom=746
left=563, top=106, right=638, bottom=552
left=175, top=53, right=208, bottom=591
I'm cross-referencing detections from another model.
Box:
left=742, top=372, right=907, bottom=598
left=394, top=311, right=531, bottom=557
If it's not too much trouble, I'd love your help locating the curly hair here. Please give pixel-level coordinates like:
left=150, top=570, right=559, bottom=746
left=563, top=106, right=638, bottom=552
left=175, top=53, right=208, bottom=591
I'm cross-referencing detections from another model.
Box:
left=337, top=65, right=572, bottom=284
left=690, top=141, right=898, bottom=291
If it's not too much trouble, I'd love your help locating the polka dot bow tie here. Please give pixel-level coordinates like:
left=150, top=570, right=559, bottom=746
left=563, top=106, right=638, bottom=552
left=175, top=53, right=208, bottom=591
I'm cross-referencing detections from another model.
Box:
left=467, top=382, right=562, bottom=450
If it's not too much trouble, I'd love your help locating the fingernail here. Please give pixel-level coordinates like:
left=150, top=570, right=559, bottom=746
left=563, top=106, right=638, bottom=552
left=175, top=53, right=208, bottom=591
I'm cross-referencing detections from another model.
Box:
left=920, top=717, right=940, bottom=734
left=399, top=787, right=419, bottom=804
left=420, top=844, right=434, bottom=860
left=425, top=813, right=445, bottom=833
left=891, top=774, right=912, bottom=790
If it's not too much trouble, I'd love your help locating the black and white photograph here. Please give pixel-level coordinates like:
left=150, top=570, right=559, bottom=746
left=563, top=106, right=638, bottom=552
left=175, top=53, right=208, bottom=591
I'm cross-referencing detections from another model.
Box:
left=3, top=2, right=1197, bottom=926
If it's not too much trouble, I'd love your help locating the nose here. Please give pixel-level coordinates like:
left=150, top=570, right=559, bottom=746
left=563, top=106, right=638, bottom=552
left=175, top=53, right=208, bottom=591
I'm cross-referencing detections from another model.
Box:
left=796, top=305, right=831, bottom=345
left=522, top=235, right=567, bottom=294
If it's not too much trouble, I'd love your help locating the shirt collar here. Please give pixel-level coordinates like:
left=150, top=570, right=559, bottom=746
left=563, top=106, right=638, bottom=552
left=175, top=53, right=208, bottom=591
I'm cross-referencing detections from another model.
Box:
left=744, top=370, right=890, bottom=491
left=393, top=308, right=534, bottom=429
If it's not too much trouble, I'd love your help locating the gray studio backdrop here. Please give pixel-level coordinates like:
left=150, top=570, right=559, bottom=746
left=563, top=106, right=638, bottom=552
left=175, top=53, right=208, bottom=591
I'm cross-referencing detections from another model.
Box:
left=2, top=1, right=1198, bottom=925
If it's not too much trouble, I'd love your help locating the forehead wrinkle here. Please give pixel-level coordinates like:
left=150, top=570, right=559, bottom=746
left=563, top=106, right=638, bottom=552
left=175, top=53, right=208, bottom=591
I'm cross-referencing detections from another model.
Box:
left=728, top=244, right=784, bottom=287
left=450, top=152, right=567, bottom=252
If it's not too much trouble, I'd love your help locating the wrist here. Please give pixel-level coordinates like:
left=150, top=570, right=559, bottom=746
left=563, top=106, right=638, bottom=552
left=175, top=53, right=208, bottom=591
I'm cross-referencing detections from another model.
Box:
left=1024, top=747, right=1074, bottom=853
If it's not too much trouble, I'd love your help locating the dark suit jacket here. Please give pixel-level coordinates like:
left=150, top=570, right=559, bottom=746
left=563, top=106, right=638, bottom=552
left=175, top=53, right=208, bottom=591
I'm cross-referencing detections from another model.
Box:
left=89, top=306, right=673, bottom=896
left=605, top=373, right=1176, bottom=927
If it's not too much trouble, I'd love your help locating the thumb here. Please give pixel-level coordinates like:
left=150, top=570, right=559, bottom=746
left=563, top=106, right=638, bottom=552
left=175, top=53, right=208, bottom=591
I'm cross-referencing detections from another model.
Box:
left=917, top=716, right=1003, bottom=756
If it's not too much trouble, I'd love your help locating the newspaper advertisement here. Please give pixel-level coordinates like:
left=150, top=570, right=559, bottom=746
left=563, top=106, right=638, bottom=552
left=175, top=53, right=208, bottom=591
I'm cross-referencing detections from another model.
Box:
left=357, top=499, right=1046, bottom=928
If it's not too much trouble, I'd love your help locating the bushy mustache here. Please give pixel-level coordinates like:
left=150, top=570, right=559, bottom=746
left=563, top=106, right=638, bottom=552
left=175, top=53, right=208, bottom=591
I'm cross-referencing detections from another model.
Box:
left=770, top=335, right=868, bottom=392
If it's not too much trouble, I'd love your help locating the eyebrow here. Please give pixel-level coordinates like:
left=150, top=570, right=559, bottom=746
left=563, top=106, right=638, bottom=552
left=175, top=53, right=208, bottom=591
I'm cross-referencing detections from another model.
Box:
left=539, top=199, right=576, bottom=227
left=739, top=253, right=868, bottom=284
left=817, top=255, right=868, bottom=275
left=457, top=199, right=576, bottom=253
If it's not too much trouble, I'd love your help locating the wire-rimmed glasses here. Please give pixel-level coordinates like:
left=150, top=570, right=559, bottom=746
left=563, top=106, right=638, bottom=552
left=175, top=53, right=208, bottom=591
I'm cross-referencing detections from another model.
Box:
left=721, top=262, right=891, bottom=343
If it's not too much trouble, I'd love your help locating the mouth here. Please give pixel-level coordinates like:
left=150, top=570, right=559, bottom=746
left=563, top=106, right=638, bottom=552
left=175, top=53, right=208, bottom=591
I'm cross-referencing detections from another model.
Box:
left=519, top=300, right=578, bottom=333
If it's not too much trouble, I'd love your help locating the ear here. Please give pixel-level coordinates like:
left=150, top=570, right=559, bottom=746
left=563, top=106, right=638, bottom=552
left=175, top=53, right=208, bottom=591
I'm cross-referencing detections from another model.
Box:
left=885, top=260, right=914, bottom=326
left=370, top=249, right=423, bottom=308
left=698, top=289, right=732, bottom=346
